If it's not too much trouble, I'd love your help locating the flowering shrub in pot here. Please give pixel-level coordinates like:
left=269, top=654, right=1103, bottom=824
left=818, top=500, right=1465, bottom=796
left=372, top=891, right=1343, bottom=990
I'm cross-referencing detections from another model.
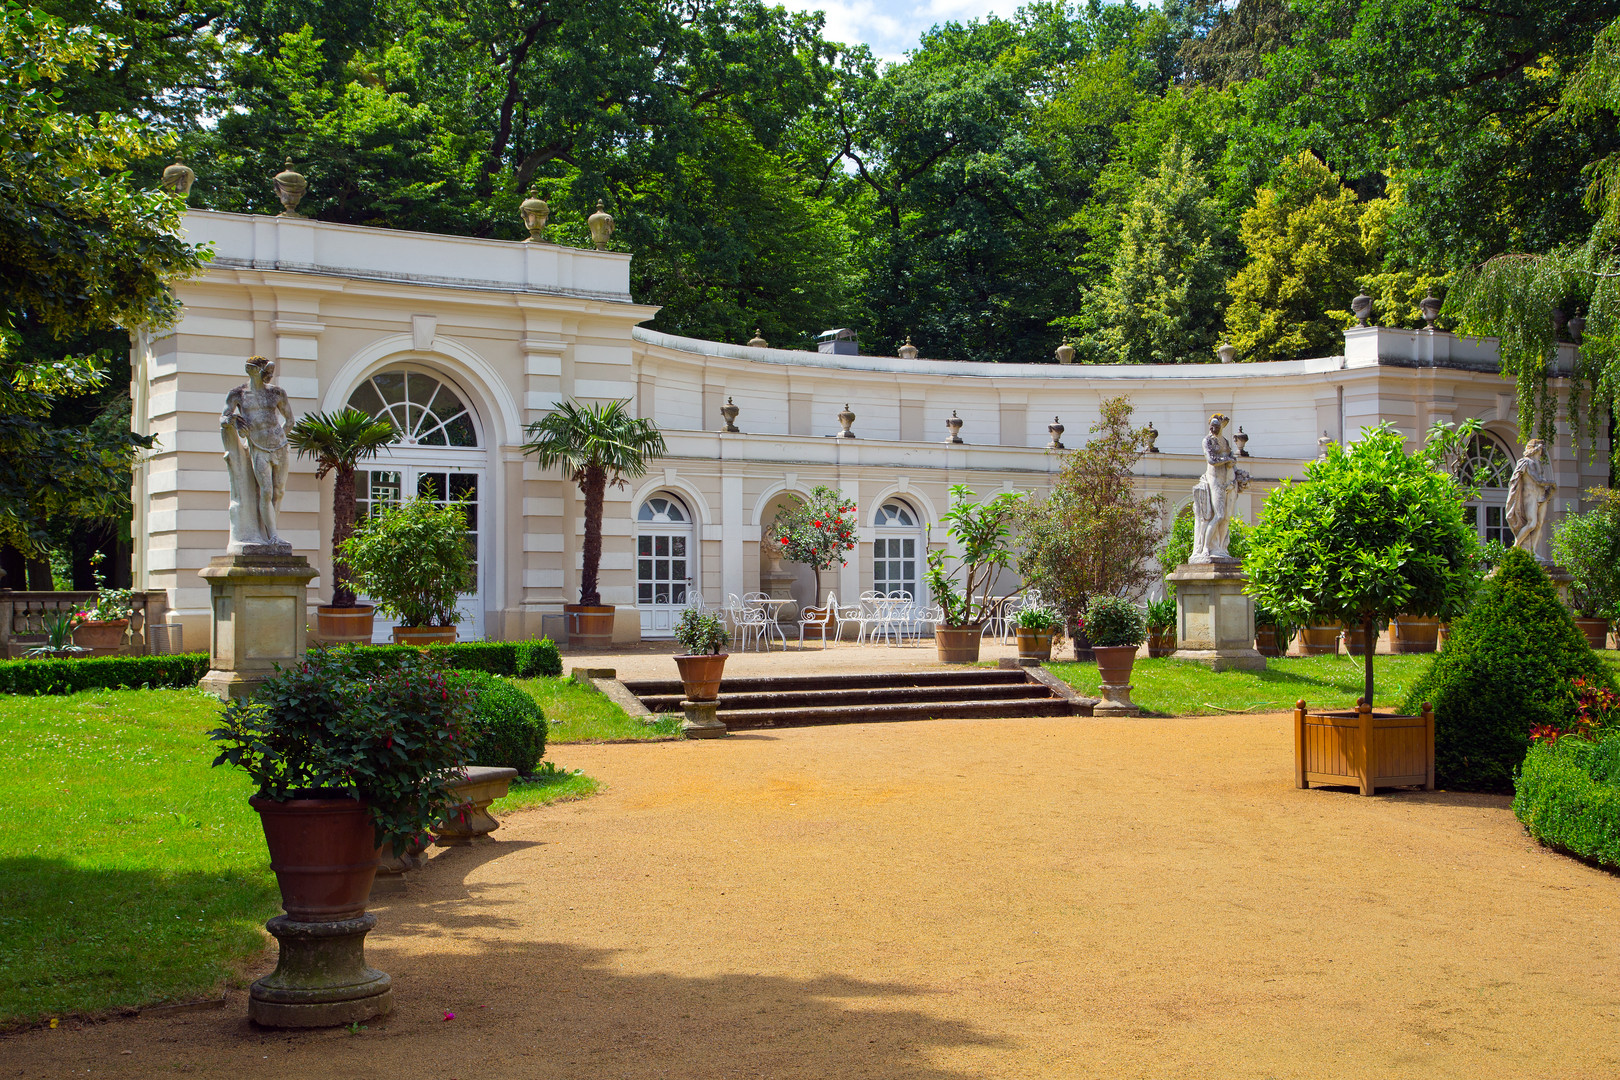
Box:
left=1084, top=594, right=1147, bottom=686
left=768, top=485, right=858, bottom=606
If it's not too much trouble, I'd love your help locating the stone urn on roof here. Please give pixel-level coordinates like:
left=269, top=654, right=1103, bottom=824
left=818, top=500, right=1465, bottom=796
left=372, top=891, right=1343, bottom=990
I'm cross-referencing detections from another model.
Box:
left=272, top=159, right=307, bottom=217
left=587, top=200, right=614, bottom=250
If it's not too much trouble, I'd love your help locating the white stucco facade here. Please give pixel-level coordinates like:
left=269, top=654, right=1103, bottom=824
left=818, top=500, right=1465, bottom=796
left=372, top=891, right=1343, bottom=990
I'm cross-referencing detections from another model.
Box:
left=132, top=209, right=1606, bottom=646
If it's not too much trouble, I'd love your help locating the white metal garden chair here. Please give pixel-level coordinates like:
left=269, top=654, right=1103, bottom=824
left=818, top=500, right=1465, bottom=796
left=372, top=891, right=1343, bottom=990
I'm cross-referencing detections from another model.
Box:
left=798, top=591, right=838, bottom=649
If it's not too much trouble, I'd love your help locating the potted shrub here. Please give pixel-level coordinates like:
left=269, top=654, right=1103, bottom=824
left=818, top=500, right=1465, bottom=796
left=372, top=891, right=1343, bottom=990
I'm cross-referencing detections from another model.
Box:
left=1144, top=597, right=1176, bottom=658
left=288, top=407, right=401, bottom=645
left=1013, top=603, right=1059, bottom=663
left=521, top=399, right=665, bottom=648
left=672, top=607, right=730, bottom=700
left=24, top=610, right=89, bottom=659
left=1085, top=594, right=1146, bottom=687
left=768, top=485, right=858, bottom=607
left=1551, top=490, right=1620, bottom=650
left=72, top=588, right=133, bottom=652
left=339, top=492, right=473, bottom=645
left=924, top=484, right=1027, bottom=662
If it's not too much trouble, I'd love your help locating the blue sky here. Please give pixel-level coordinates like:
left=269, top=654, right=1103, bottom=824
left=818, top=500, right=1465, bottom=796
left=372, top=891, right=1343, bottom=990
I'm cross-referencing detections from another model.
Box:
left=775, top=0, right=1027, bottom=62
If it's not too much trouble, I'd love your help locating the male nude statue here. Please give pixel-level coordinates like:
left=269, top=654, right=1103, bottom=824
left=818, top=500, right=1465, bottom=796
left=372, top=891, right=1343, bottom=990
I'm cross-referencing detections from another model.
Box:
left=220, top=356, right=292, bottom=553
left=1505, top=438, right=1557, bottom=562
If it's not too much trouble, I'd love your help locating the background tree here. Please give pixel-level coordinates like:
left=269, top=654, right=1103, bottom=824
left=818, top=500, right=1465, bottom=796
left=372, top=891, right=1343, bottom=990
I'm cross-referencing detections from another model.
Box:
left=288, top=407, right=402, bottom=607
left=520, top=400, right=665, bottom=609
left=1016, top=397, right=1165, bottom=630
left=1246, top=423, right=1480, bottom=706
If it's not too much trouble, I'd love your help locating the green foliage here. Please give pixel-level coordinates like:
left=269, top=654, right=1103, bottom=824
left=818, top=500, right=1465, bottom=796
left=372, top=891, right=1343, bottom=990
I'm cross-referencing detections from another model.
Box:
left=20, top=610, right=86, bottom=658
left=1144, top=596, right=1176, bottom=633
left=339, top=492, right=472, bottom=627
left=521, top=399, right=665, bottom=607
left=925, top=484, right=1026, bottom=628
left=1223, top=152, right=1370, bottom=363
left=1013, top=604, right=1059, bottom=632
left=1016, top=398, right=1164, bottom=627
left=1402, top=549, right=1614, bottom=791
left=1514, top=731, right=1620, bottom=869
left=210, top=647, right=473, bottom=854
left=345, top=639, right=562, bottom=679
left=0, top=652, right=208, bottom=695
left=673, top=608, right=730, bottom=656
left=1551, top=490, right=1620, bottom=618
left=451, top=671, right=548, bottom=775
left=768, top=485, right=857, bottom=600
left=288, top=406, right=401, bottom=607
left=1248, top=423, right=1480, bottom=702
left=1083, top=594, right=1147, bottom=648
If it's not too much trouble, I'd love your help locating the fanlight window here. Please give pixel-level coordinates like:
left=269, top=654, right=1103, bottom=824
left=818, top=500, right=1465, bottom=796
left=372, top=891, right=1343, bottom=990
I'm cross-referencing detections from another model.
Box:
left=1457, top=434, right=1513, bottom=490
left=637, top=496, right=689, bottom=523
left=875, top=501, right=917, bottom=527
left=346, top=370, right=478, bottom=447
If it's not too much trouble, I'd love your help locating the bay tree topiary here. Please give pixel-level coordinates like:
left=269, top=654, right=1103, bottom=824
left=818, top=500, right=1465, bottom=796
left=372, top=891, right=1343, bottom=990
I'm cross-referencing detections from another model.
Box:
left=1246, top=423, right=1479, bottom=706
left=1403, top=548, right=1614, bottom=791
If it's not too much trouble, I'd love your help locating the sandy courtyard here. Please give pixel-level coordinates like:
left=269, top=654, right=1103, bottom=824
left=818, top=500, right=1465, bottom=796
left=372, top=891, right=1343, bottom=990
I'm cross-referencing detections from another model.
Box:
left=6, top=713, right=1620, bottom=1079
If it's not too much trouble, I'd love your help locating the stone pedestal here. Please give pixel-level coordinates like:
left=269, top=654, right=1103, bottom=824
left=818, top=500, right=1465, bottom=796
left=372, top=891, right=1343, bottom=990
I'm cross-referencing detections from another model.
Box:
left=1167, top=559, right=1266, bottom=671
left=249, top=914, right=393, bottom=1028
left=432, top=765, right=518, bottom=845
left=1093, top=681, right=1139, bottom=717
left=760, top=568, right=800, bottom=623
left=681, top=699, right=728, bottom=739
left=199, top=554, right=317, bottom=700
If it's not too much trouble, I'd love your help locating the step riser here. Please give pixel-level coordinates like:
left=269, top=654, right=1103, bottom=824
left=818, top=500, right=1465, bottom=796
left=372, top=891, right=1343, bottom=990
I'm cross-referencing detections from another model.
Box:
left=638, top=685, right=1057, bottom=711
left=623, top=669, right=1030, bottom=695
left=721, top=700, right=1073, bottom=729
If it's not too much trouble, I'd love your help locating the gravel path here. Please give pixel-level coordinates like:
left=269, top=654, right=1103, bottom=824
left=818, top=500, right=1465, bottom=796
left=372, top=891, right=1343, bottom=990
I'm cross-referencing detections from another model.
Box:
left=6, top=713, right=1620, bottom=1078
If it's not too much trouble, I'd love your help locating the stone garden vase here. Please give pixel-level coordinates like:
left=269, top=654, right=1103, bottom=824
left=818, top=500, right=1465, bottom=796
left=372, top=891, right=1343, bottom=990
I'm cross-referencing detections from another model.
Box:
left=935, top=626, right=983, bottom=663
left=673, top=653, right=728, bottom=701
left=250, top=796, right=383, bottom=922
left=1092, top=645, right=1137, bottom=687
left=391, top=625, right=457, bottom=646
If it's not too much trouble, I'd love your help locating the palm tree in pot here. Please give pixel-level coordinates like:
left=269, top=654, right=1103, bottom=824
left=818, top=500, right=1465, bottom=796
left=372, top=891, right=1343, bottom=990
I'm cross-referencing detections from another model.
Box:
left=287, top=407, right=400, bottom=643
left=521, top=399, right=666, bottom=647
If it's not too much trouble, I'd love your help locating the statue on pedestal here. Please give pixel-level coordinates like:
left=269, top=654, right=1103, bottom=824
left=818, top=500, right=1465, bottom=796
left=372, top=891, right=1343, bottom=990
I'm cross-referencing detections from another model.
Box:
left=1505, top=438, right=1557, bottom=561
left=1190, top=414, right=1250, bottom=563
left=220, top=356, right=293, bottom=555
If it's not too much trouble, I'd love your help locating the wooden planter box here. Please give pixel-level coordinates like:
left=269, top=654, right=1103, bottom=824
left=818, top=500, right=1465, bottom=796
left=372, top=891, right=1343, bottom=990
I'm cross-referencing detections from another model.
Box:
left=1294, top=700, right=1434, bottom=796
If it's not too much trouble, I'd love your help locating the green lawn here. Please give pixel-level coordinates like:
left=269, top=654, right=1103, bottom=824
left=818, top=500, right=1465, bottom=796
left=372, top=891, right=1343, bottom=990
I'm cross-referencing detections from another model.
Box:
left=520, top=676, right=682, bottom=742
left=0, top=675, right=620, bottom=1028
left=1048, top=654, right=1438, bottom=716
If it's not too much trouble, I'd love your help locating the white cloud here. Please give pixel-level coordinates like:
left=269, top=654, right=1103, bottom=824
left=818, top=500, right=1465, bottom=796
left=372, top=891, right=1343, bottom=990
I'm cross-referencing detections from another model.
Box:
left=775, top=0, right=1027, bottom=62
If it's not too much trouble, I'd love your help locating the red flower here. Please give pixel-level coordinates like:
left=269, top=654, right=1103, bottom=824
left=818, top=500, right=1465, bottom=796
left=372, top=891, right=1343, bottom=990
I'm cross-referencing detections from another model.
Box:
left=779, top=536, right=790, bottom=544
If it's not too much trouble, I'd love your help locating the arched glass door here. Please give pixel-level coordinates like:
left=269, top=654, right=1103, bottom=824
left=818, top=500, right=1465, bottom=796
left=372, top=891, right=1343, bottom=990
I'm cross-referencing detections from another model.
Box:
left=347, top=368, right=485, bottom=641
left=1457, top=433, right=1514, bottom=548
left=636, top=494, right=695, bottom=637
left=873, top=500, right=922, bottom=599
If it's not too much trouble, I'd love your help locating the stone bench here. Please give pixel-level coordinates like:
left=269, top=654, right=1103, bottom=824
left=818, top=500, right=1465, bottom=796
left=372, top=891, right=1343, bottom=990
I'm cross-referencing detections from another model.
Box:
left=377, top=765, right=519, bottom=874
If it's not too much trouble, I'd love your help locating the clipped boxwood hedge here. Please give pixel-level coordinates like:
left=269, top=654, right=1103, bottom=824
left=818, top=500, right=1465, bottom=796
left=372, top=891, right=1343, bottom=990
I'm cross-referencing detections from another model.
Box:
left=1514, top=734, right=1620, bottom=869
left=451, top=670, right=548, bottom=774
left=0, top=653, right=211, bottom=695
left=348, top=639, right=562, bottom=678
left=1401, top=548, right=1612, bottom=792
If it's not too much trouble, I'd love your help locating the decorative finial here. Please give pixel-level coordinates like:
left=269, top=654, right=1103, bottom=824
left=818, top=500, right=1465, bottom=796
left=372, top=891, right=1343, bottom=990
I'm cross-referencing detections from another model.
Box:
left=587, top=199, right=614, bottom=250
left=1047, top=416, right=1065, bottom=451
left=272, top=158, right=307, bottom=217
left=161, top=159, right=195, bottom=197
left=1055, top=342, right=1075, bottom=365
left=1569, top=313, right=1586, bottom=345
left=1317, top=430, right=1335, bottom=459
left=1420, top=292, right=1441, bottom=330
left=1217, top=342, right=1236, bottom=363
left=519, top=193, right=550, bottom=242
left=1233, top=426, right=1250, bottom=457
left=898, top=335, right=919, bottom=360
left=720, top=396, right=741, bottom=433
left=1351, top=292, right=1374, bottom=327
left=835, top=404, right=857, bottom=439
left=747, top=328, right=768, bottom=348
left=1144, top=421, right=1159, bottom=453
left=944, top=410, right=964, bottom=444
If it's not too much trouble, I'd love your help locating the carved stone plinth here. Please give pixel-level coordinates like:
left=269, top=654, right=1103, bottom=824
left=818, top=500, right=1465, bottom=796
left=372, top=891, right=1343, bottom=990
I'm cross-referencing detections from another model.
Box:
left=249, top=914, right=392, bottom=1028
left=1167, top=560, right=1265, bottom=671
left=1093, top=682, right=1139, bottom=717
left=681, top=699, right=727, bottom=739
left=199, top=554, right=317, bottom=700
left=432, top=765, right=519, bottom=845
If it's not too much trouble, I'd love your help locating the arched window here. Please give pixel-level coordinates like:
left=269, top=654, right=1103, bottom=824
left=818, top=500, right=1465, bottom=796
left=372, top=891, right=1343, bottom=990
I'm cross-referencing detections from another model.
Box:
left=637, top=496, right=689, bottom=524
left=1459, top=433, right=1514, bottom=547
left=873, top=499, right=922, bottom=599
left=636, top=493, right=695, bottom=636
left=346, top=369, right=479, bottom=447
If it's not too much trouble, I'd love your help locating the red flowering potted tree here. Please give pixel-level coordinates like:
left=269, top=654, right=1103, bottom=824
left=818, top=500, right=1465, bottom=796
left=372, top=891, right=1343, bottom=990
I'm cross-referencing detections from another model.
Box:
left=769, top=484, right=858, bottom=611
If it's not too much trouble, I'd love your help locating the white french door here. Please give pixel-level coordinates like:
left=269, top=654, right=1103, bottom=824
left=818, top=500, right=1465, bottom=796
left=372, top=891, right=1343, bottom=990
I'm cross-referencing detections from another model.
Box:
left=636, top=494, right=695, bottom=638
left=356, top=465, right=485, bottom=641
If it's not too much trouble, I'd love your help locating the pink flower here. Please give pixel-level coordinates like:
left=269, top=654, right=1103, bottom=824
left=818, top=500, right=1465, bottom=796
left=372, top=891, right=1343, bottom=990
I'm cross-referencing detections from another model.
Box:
left=444, top=1011, right=455, bottom=1021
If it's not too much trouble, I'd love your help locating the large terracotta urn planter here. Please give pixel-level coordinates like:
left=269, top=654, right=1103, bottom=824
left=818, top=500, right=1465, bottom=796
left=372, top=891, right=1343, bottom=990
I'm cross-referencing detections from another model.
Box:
left=1575, top=617, right=1611, bottom=650
left=1300, top=624, right=1339, bottom=656
left=1389, top=615, right=1440, bottom=654
left=316, top=605, right=375, bottom=646
left=1146, top=629, right=1175, bottom=659
left=1014, top=628, right=1054, bottom=664
left=250, top=796, right=382, bottom=921
left=673, top=653, right=728, bottom=701
left=391, top=625, right=457, bottom=646
left=72, top=619, right=128, bottom=652
left=565, top=604, right=615, bottom=648
left=1254, top=626, right=1282, bottom=658
left=935, top=626, right=983, bottom=663
left=1092, top=645, right=1137, bottom=687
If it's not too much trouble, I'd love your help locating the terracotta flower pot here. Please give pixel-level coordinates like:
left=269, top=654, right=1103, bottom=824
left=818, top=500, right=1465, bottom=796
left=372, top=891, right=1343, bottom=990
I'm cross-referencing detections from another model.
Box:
left=1575, top=617, right=1611, bottom=651
left=1300, top=624, right=1339, bottom=656
left=1014, top=628, right=1054, bottom=663
left=1092, top=644, right=1137, bottom=686
left=391, top=625, right=458, bottom=646
left=565, top=604, right=615, bottom=648
left=72, top=619, right=128, bottom=652
left=251, top=796, right=383, bottom=922
left=1255, top=626, right=1282, bottom=658
left=935, top=626, right=982, bottom=663
left=316, top=605, right=375, bottom=646
left=673, top=653, right=728, bottom=701
left=1146, top=629, right=1175, bottom=658
left=1389, top=615, right=1439, bottom=654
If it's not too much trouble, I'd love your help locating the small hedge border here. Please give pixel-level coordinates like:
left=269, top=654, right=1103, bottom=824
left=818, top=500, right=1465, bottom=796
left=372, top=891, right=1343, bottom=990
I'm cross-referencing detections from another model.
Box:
left=1514, top=735, right=1620, bottom=870
left=0, top=639, right=563, bottom=695
left=0, top=653, right=211, bottom=695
